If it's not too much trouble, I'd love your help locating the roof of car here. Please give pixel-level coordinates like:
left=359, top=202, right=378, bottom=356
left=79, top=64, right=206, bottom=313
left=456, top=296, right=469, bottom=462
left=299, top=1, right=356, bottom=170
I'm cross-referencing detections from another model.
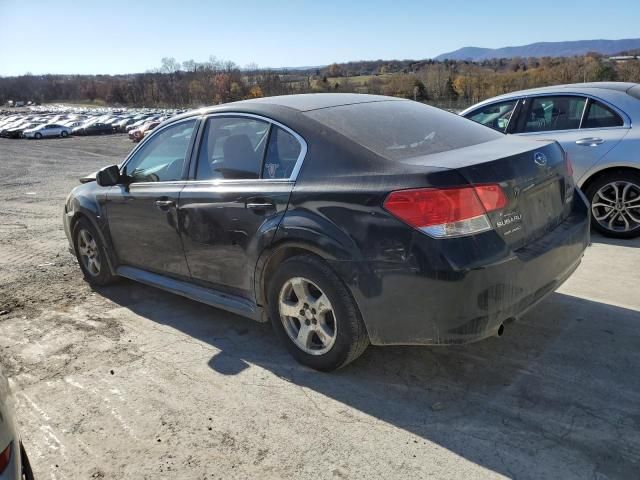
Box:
left=163, top=93, right=406, bottom=127
left=504, top=82, right=638, bottom=96
left=460, top=82, right=640, bottom=117
left=227, top=93, right=404, bottom=112
left=473, top=82, right=638, bottom=103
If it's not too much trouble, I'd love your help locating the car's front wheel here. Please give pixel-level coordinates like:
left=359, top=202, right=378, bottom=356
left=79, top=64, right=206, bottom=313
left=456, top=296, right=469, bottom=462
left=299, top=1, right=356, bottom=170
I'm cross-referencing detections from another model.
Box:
left=72, top=218, right=117, bottom=285
left=585, top=171, right=640, bottom=238
left=268, top=255, right=369, bottom=371
left=60, top=130, right=68, bottom=138
left=34, top=132, right=42, bottom=139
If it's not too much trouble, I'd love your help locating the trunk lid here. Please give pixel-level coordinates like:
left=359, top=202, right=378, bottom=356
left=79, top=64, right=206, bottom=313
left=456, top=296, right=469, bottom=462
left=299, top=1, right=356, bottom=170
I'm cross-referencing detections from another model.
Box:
left=400, top=136, right=573, bottom=248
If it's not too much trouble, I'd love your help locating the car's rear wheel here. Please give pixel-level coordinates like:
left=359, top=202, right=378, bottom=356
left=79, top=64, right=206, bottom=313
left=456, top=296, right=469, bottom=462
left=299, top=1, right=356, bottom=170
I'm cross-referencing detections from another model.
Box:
left=72, top=218, right=117, bottom=285
left=267, top=255, right=369, bottom=371
left=34, top=132, right=42, bottom=139
left=585, top=171, right=640, bottom=238
left=60, top=130, right=68, bottom=138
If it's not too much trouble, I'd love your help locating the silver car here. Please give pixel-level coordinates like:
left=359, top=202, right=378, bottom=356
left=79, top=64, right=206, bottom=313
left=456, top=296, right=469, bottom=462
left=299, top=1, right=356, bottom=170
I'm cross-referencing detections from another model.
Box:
left=23, top=123, right=71, bottom=139
left=0, top=370, right=33, bottom=480
left=461, top=82, right=640, bottom=238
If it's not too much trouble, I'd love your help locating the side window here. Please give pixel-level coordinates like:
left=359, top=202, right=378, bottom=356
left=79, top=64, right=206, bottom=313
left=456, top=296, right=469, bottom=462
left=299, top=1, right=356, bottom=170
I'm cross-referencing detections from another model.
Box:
left=465, top=100, right=517, bottom=132
left=522, top=96, right=586, bottom=133
left=262, top=126, right=302, bottom=179
left=582, top=100, right=623, bottom=128
left=124, top=119, right=197, bottom=183
left=195, top=117, right=270, bottom=180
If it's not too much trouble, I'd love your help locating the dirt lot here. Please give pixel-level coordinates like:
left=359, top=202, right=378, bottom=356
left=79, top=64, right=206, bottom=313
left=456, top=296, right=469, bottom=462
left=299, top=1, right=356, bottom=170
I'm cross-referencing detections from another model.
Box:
left=0, top=135, right=639, bottom=479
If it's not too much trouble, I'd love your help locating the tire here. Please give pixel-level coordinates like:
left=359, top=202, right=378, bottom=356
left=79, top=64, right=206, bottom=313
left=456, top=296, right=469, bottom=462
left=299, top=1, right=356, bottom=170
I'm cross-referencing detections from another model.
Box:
left=585, top=170, right=640, bottom=239
left=60, top=130, right=68, bottom=138
left=20, top=442, right=34, bottom=480
left=72, top=217, right=118, bottom=286
left=267, top=255, right=369, bottom=371
left=34, top=132, right=42, bottom=139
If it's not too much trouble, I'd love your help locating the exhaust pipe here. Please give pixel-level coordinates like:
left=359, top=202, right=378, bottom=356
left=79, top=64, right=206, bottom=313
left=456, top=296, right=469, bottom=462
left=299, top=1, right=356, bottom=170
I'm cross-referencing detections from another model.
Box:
left=496, top=323, right=505, bottom=337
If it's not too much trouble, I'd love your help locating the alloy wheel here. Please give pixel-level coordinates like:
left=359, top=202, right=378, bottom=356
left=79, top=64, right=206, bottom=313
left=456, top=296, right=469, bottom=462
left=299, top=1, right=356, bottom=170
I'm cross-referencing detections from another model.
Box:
left=278, top=277, right=337, bottom=355
left=591, top=181, right=640, bottom=233
left=77, top=229, right=101, bottom=276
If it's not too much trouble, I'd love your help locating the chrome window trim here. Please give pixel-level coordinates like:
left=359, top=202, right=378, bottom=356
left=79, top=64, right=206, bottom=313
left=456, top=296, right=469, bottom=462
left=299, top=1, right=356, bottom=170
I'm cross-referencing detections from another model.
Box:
left=578, top=97, right=590, bottom=129
left=193, top=112, right=308, bottom=183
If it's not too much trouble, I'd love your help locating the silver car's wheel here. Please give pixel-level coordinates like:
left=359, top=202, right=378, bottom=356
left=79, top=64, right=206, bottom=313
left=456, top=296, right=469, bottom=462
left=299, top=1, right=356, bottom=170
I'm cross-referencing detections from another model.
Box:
left=278, top=277, right=337, bottom=355
left=76, top=228, right=101, bottom=276
left=591, top=180, right=640, bottom=234
left=61, top=130, right=68, bottom=138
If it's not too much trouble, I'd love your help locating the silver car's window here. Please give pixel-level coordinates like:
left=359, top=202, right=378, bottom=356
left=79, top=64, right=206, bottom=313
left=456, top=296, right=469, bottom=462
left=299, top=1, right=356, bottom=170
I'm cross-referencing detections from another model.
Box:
left=466, top=100, right=517, bottom=132
left=582, top=100, right=623, bottom=129
left=124, top=119, right=197, bottom=183
left=522, top=96, right=586, bottom=133
left=195, top=117, right=270, bottom=180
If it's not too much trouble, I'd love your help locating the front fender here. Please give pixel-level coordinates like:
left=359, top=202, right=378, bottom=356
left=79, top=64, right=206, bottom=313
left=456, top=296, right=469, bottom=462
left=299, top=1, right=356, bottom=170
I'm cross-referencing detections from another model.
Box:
left=64, top=184, right=118, bottom=275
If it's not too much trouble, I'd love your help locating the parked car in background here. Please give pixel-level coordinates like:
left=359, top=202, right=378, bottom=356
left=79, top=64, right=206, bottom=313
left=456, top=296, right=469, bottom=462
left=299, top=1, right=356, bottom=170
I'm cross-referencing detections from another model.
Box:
left=23, top=123, right=71, bottom=139
left=4, top=123, right=42, bottom=139
left=0, top=121, right=24, bottom=137
left=64, top=94, right=589, bottom=371
left=113, top=118, right=135, bottom=132
left=461, top=82, right=640, bottom=238
left=0, top=368, right=34, bottom=480
left=128, top=120, right=160, bottom=142
left=72, top=123, right=113, bottom=136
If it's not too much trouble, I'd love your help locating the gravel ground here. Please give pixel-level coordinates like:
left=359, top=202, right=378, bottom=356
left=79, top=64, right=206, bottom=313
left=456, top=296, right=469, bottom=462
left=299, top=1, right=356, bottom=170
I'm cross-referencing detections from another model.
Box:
left=0, top=135, right=639, bottom=479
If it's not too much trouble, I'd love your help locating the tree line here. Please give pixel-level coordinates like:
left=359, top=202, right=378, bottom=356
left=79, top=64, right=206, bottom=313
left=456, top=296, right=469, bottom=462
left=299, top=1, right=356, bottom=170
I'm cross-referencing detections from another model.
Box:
left=1, top=52, right=639, bottom=109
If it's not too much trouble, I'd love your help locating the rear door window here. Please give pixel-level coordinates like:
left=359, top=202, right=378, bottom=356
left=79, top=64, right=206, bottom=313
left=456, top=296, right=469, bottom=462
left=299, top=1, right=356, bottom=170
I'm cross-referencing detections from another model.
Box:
left=582, top=100, right=623, bottom=128
left=195, top=116, right=270, bottom=180
left=521, top=96, right=586, bottom=133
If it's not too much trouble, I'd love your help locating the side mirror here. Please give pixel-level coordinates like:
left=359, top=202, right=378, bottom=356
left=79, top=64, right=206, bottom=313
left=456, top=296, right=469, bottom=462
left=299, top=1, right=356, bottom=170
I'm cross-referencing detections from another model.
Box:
left=96, top=164, right=121, bottom=187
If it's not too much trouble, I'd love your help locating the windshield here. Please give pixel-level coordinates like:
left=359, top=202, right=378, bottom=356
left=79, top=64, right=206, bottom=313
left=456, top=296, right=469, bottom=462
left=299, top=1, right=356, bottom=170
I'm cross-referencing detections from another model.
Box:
left=305, top=100, right=501, bottom=160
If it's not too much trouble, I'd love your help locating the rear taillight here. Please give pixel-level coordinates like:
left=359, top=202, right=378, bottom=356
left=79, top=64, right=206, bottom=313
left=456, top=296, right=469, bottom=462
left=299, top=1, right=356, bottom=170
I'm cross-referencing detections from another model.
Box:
left=0, top=441, right=12, bottom=474
left=383, top=185, right=507, bottom=238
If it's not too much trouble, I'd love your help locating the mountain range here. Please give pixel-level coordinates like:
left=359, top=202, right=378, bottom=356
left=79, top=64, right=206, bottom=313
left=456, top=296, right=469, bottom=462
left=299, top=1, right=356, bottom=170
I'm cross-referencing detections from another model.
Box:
left=434, top=38, right=640, bottom=61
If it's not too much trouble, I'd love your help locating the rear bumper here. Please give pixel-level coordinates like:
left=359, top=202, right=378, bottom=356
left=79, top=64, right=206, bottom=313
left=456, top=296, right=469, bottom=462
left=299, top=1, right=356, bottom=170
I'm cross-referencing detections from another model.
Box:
left=338, top=191, right=590, bottom=346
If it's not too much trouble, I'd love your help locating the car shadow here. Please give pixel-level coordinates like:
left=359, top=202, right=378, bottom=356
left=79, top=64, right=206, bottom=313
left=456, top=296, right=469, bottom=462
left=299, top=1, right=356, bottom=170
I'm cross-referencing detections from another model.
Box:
left=96, top=281, right=640, bottom=479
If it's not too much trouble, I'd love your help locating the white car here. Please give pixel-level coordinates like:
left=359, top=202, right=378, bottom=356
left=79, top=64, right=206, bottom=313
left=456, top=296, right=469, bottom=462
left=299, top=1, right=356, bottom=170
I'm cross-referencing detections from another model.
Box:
left=461, top=82, right=640, bottom=238
left=23, top=123, right=72, bottom=139
left=0, top=369, right=33, bottom=480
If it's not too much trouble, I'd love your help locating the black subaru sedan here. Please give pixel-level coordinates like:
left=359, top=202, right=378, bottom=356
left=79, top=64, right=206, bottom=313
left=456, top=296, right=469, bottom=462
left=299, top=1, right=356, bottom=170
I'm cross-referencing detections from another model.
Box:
left=63, top=94, right=590, bottom=371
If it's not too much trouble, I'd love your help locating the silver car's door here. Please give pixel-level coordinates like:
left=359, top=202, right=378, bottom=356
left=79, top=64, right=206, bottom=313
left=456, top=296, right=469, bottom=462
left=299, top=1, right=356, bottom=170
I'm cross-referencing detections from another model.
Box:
left=513, top=95, right=629, bottom=183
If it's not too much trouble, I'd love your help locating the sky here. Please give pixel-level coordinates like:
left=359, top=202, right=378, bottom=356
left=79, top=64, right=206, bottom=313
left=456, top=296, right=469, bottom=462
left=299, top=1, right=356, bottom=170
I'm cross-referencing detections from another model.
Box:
left=1, top=0, right=639, bottom=76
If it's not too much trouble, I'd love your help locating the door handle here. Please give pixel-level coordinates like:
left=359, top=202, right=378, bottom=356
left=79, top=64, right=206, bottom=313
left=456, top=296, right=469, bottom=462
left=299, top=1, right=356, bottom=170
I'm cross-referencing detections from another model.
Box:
left=155, top=199, right=175, bottom=210
left=575, top=137, right=604, bottom=146
left=246, top=202, right=275, bottom=210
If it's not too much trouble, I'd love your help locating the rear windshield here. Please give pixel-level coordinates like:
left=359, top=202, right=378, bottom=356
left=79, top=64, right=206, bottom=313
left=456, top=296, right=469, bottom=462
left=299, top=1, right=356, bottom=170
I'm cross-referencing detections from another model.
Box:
left=305, top=100, right=501, bottom=160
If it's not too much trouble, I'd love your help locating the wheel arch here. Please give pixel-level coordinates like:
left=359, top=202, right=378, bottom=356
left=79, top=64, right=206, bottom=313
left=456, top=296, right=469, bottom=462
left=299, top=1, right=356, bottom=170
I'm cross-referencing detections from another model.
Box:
left=69, top=209, right=118, bottom=276
left=579, top=165, right=640, bottom=194
left=254, top=240, right=337, bottom=309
